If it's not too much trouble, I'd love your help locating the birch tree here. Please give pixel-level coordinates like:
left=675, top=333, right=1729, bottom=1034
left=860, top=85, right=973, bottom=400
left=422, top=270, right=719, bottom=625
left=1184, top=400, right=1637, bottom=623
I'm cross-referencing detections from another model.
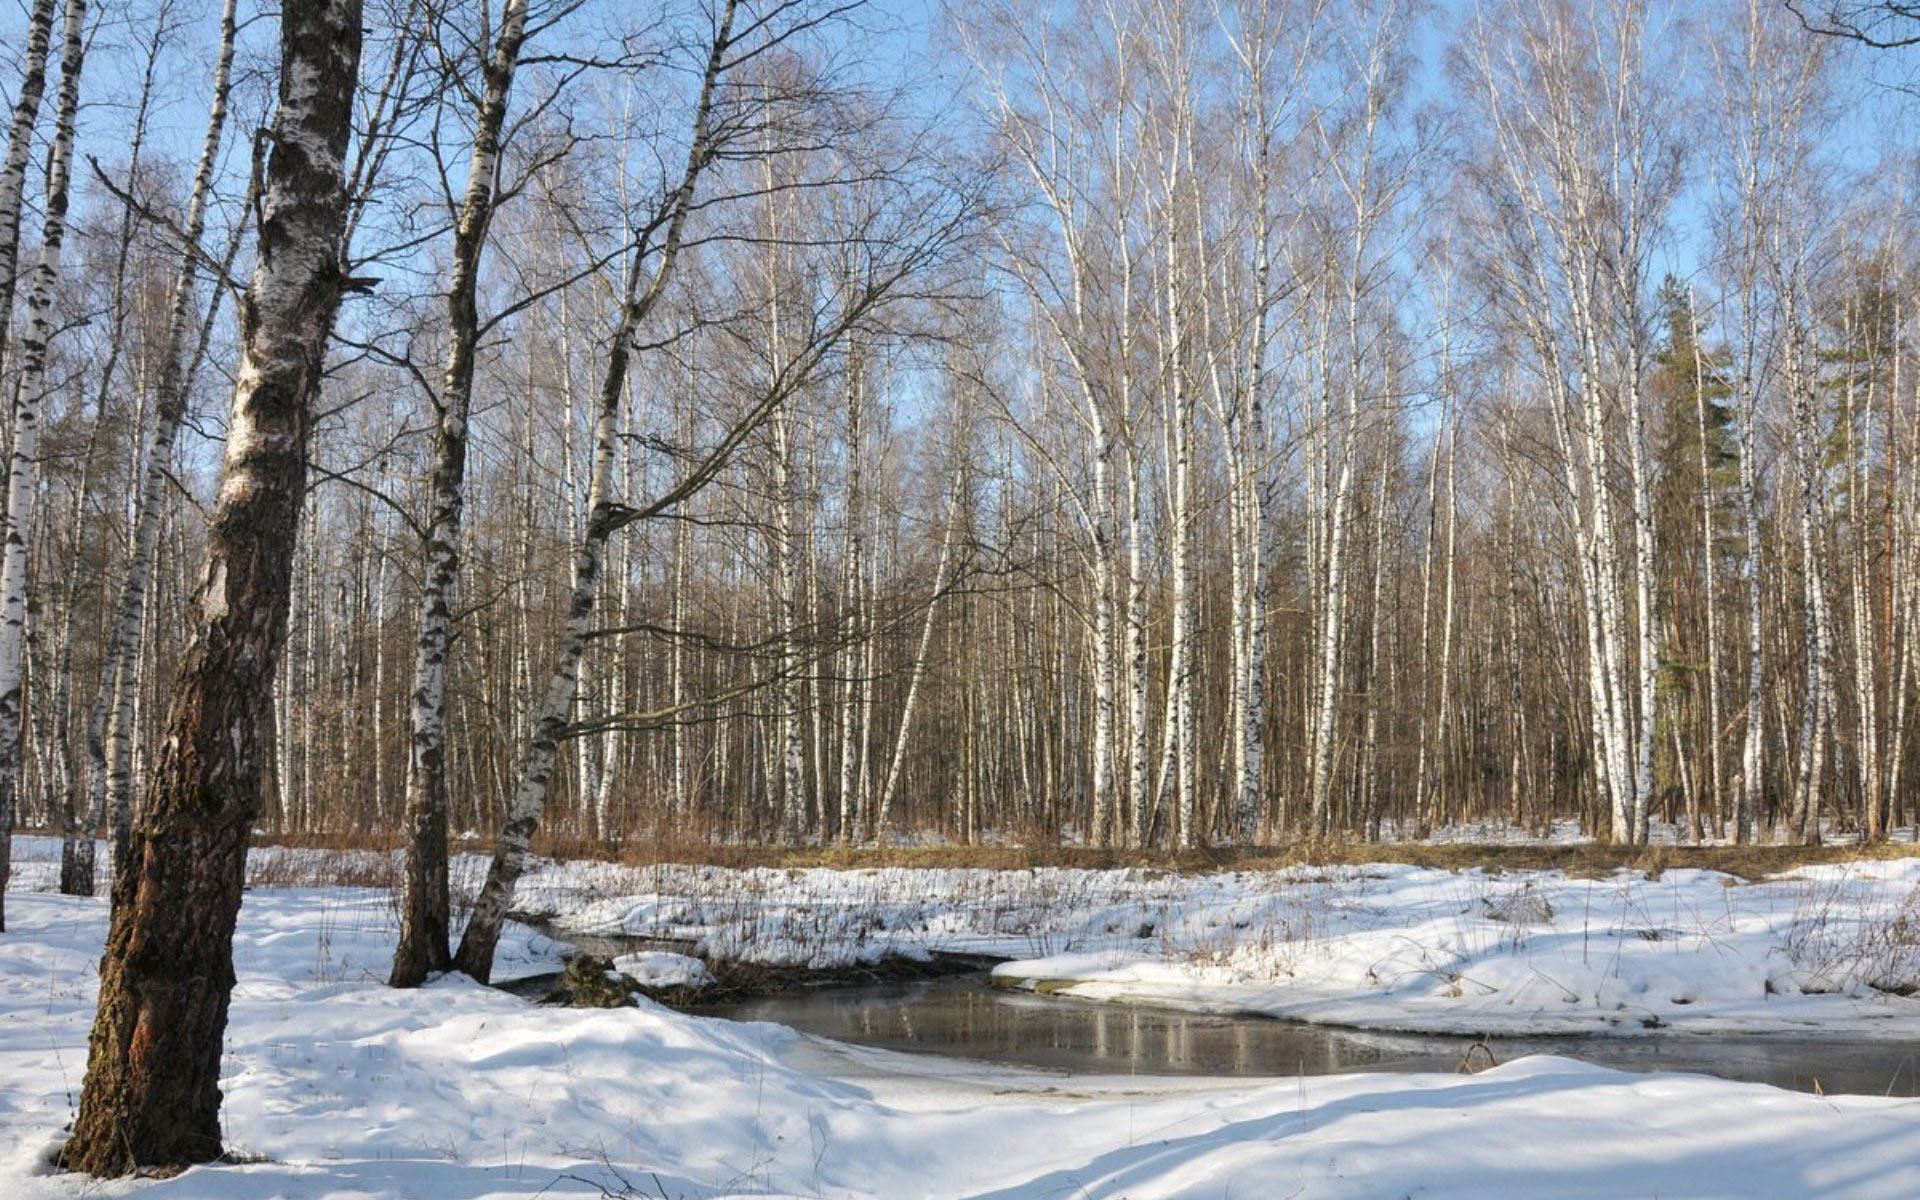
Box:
left=1706, top=0, right=1831, bottom=842
left=70, top=0, right=243, bottom=899
left=961, top=0, right=1149, bottom=847
left=1461, top=0, right=1681, bottom=845
left=1302, top=0, right=1411, bottom=841
left=390, top=0, right=532, bottom=989
left=0, top=0, right=84, bottom=931
left=451, top=0, right=985, bottom=978
left=1211, top=0, right=1322, bottom=842
left=0, top=0, right=57, bottom=385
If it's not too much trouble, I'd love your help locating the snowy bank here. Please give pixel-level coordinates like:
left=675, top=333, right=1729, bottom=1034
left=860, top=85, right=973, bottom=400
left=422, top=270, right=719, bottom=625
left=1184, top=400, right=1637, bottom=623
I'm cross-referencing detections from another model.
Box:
left=991, top=861, right=1920, bottom=1036
left=502, top=852, right=1920, bottom=1037
left=21, top=834, right=1919, bottom=1036
left=3, top=887, right=1920, bottom=1198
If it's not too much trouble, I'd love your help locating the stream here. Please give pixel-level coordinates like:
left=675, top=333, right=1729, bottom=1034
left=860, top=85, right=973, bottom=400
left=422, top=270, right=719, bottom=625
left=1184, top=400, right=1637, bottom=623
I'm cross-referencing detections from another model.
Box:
left=519, top=925, right=1920, bottom=1097
left=698, top=974, right=1920, bottom=1097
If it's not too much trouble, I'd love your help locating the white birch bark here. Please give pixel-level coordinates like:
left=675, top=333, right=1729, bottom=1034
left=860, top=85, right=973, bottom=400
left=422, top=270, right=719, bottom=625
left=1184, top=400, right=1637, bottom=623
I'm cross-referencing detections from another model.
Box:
left=57, top=2, right=168, bottom=891
left=1467, top=0, right=1676, bottom=846
left=0, top=0, right=56, bottom=381
left=454, top=0, right=737, bottom=980
left=1785, top=310, right=1829, bottom=844
left=456, top=271, right=647, bottom=981
left=1164, top=240, right=1199, bottom=847
left=591, top=410, right=636, bottom=842
left=874, top=480, right=961, bottom=842
left=1147, top=15, right=1201, bottom=847
left=1361, top=467, right=1389, bottom=841
left=62, top=0, right=363, bottom=1162
left=1887, top=323, right=1917, bottom=834
left=770, top=329, right=806, bottom=844
left=965, top=13, right=1133, bottom=847
left=1434, top=404, right=1459, bottom=832
left=836, top=347, right=867, bottom=843
left=1123, top=449, right=1150, bottom=845
left=1843, top=306, right=1881, bottom=839
left=390, top=0, right=529, bottom=987
left=0, top=0, right=83, bottom=928
left=1735, top=320, right=1766, bottom=844
left=1412, top=400, right=1442, bottom=836
left=670, top=375, right=693, bottom=818
left=1705, top=0, right=1827, bottom=843
left=1688, top=292, right=1727, bottom=839
left=84, top=0, right=240, bottom=887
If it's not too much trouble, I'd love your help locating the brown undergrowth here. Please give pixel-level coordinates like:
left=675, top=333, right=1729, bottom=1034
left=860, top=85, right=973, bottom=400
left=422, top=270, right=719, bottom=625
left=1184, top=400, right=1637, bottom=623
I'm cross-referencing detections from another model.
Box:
left=231, top=828, right=1920, bottom=883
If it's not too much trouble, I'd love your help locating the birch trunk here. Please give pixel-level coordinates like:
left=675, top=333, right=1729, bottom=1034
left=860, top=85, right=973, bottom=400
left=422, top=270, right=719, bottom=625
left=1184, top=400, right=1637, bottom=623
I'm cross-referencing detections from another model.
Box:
left=1787, top=315, right=1827, bottom=845
left=452, top=0, right=734, bottom=981
left=1124, top=448, right=1149, bottom=844
left=874, top=482, right=961, bottom=842
left=391, top=0, right=529, bottom=988
left=1307, top=340, right=1359, bottom=841
left=837, top=350, right=867, bottom=842
left=0, top=0, right=84, bottom=930
left=1689, top=292, right=1727, bottom=840
left=773, top=389, right=806, bottom=844
left=1886, top=321, right=1915, bottom=833
left=1627, top=339, right=1660, bottom=846
left=1736, top=347, right=1765, bottom=843
left=0, top=0, right=56, bottom=382
left=1154, top=64, right=1199, bottom=847
left=1361, top=469, right=1389, bottom=840
left=1433, top=407, right=1459, bottom=832
left=1167, top=282, right=1198, bottom=847
left=670, top=383, right=692, bottom=817
left=454, top=331, right=629, bottom=981
left=58, top=3, right=167, bottom=892
left=83, top=0, right=241, bottom=890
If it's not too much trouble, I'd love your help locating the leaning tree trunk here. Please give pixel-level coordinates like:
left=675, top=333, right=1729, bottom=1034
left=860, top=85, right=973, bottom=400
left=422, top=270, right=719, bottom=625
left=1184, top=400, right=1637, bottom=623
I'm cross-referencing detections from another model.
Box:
left=60, top=0, right=361, bottom=1175
left=451, top=413, right=626, bottom=982
left=0, top=0, right=84, bottom=933
left=391, top=0, right=530, bottom=990
left=452, top=0, right=736, bottom=984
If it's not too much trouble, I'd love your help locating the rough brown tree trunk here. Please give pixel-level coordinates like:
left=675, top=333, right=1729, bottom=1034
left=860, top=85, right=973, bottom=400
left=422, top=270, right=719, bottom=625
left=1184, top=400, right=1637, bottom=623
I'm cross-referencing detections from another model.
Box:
left=60, top=0, right=362, bottom=1176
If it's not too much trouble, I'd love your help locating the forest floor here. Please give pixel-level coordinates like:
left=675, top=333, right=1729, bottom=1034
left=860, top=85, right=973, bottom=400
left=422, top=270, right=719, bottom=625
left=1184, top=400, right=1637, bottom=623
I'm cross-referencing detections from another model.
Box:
left=4, top=833, right=1920, bottom=1198
left=236, top=816, right=1920, bottom=881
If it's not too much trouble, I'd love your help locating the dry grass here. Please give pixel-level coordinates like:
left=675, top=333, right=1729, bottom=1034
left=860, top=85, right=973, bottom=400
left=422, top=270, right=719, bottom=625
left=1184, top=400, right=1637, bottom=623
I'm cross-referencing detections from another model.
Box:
left=24, top=822, right=1915, bottom=884
left=509, top=836, right=1920, bottom=882
left=244, top=840, right=399, bottom=890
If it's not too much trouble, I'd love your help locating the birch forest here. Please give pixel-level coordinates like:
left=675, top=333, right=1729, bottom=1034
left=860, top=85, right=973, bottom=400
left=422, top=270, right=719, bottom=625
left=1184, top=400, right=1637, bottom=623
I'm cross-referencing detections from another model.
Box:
left=0, top=0, right=1917, bottom=894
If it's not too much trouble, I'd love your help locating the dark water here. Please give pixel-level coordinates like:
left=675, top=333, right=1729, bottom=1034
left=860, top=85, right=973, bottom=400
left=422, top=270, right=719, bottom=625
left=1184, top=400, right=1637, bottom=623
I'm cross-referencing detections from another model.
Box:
left=700, top=975, right=1920, bottom=1098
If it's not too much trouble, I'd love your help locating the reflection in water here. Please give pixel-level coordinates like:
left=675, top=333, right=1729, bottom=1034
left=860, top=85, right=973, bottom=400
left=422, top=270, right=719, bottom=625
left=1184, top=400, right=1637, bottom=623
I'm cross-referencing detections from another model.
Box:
left=700, top=976, right=1920, bottom=1098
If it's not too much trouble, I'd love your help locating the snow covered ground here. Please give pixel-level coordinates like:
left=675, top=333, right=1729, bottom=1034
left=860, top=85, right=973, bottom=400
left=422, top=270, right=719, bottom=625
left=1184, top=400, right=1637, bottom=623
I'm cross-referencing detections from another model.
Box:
left=534, top=854, right=1920, bottom=1037
left=4, top=836, right=1920, bottom=1197
left=991, top=861, right=1920, bottom=1037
